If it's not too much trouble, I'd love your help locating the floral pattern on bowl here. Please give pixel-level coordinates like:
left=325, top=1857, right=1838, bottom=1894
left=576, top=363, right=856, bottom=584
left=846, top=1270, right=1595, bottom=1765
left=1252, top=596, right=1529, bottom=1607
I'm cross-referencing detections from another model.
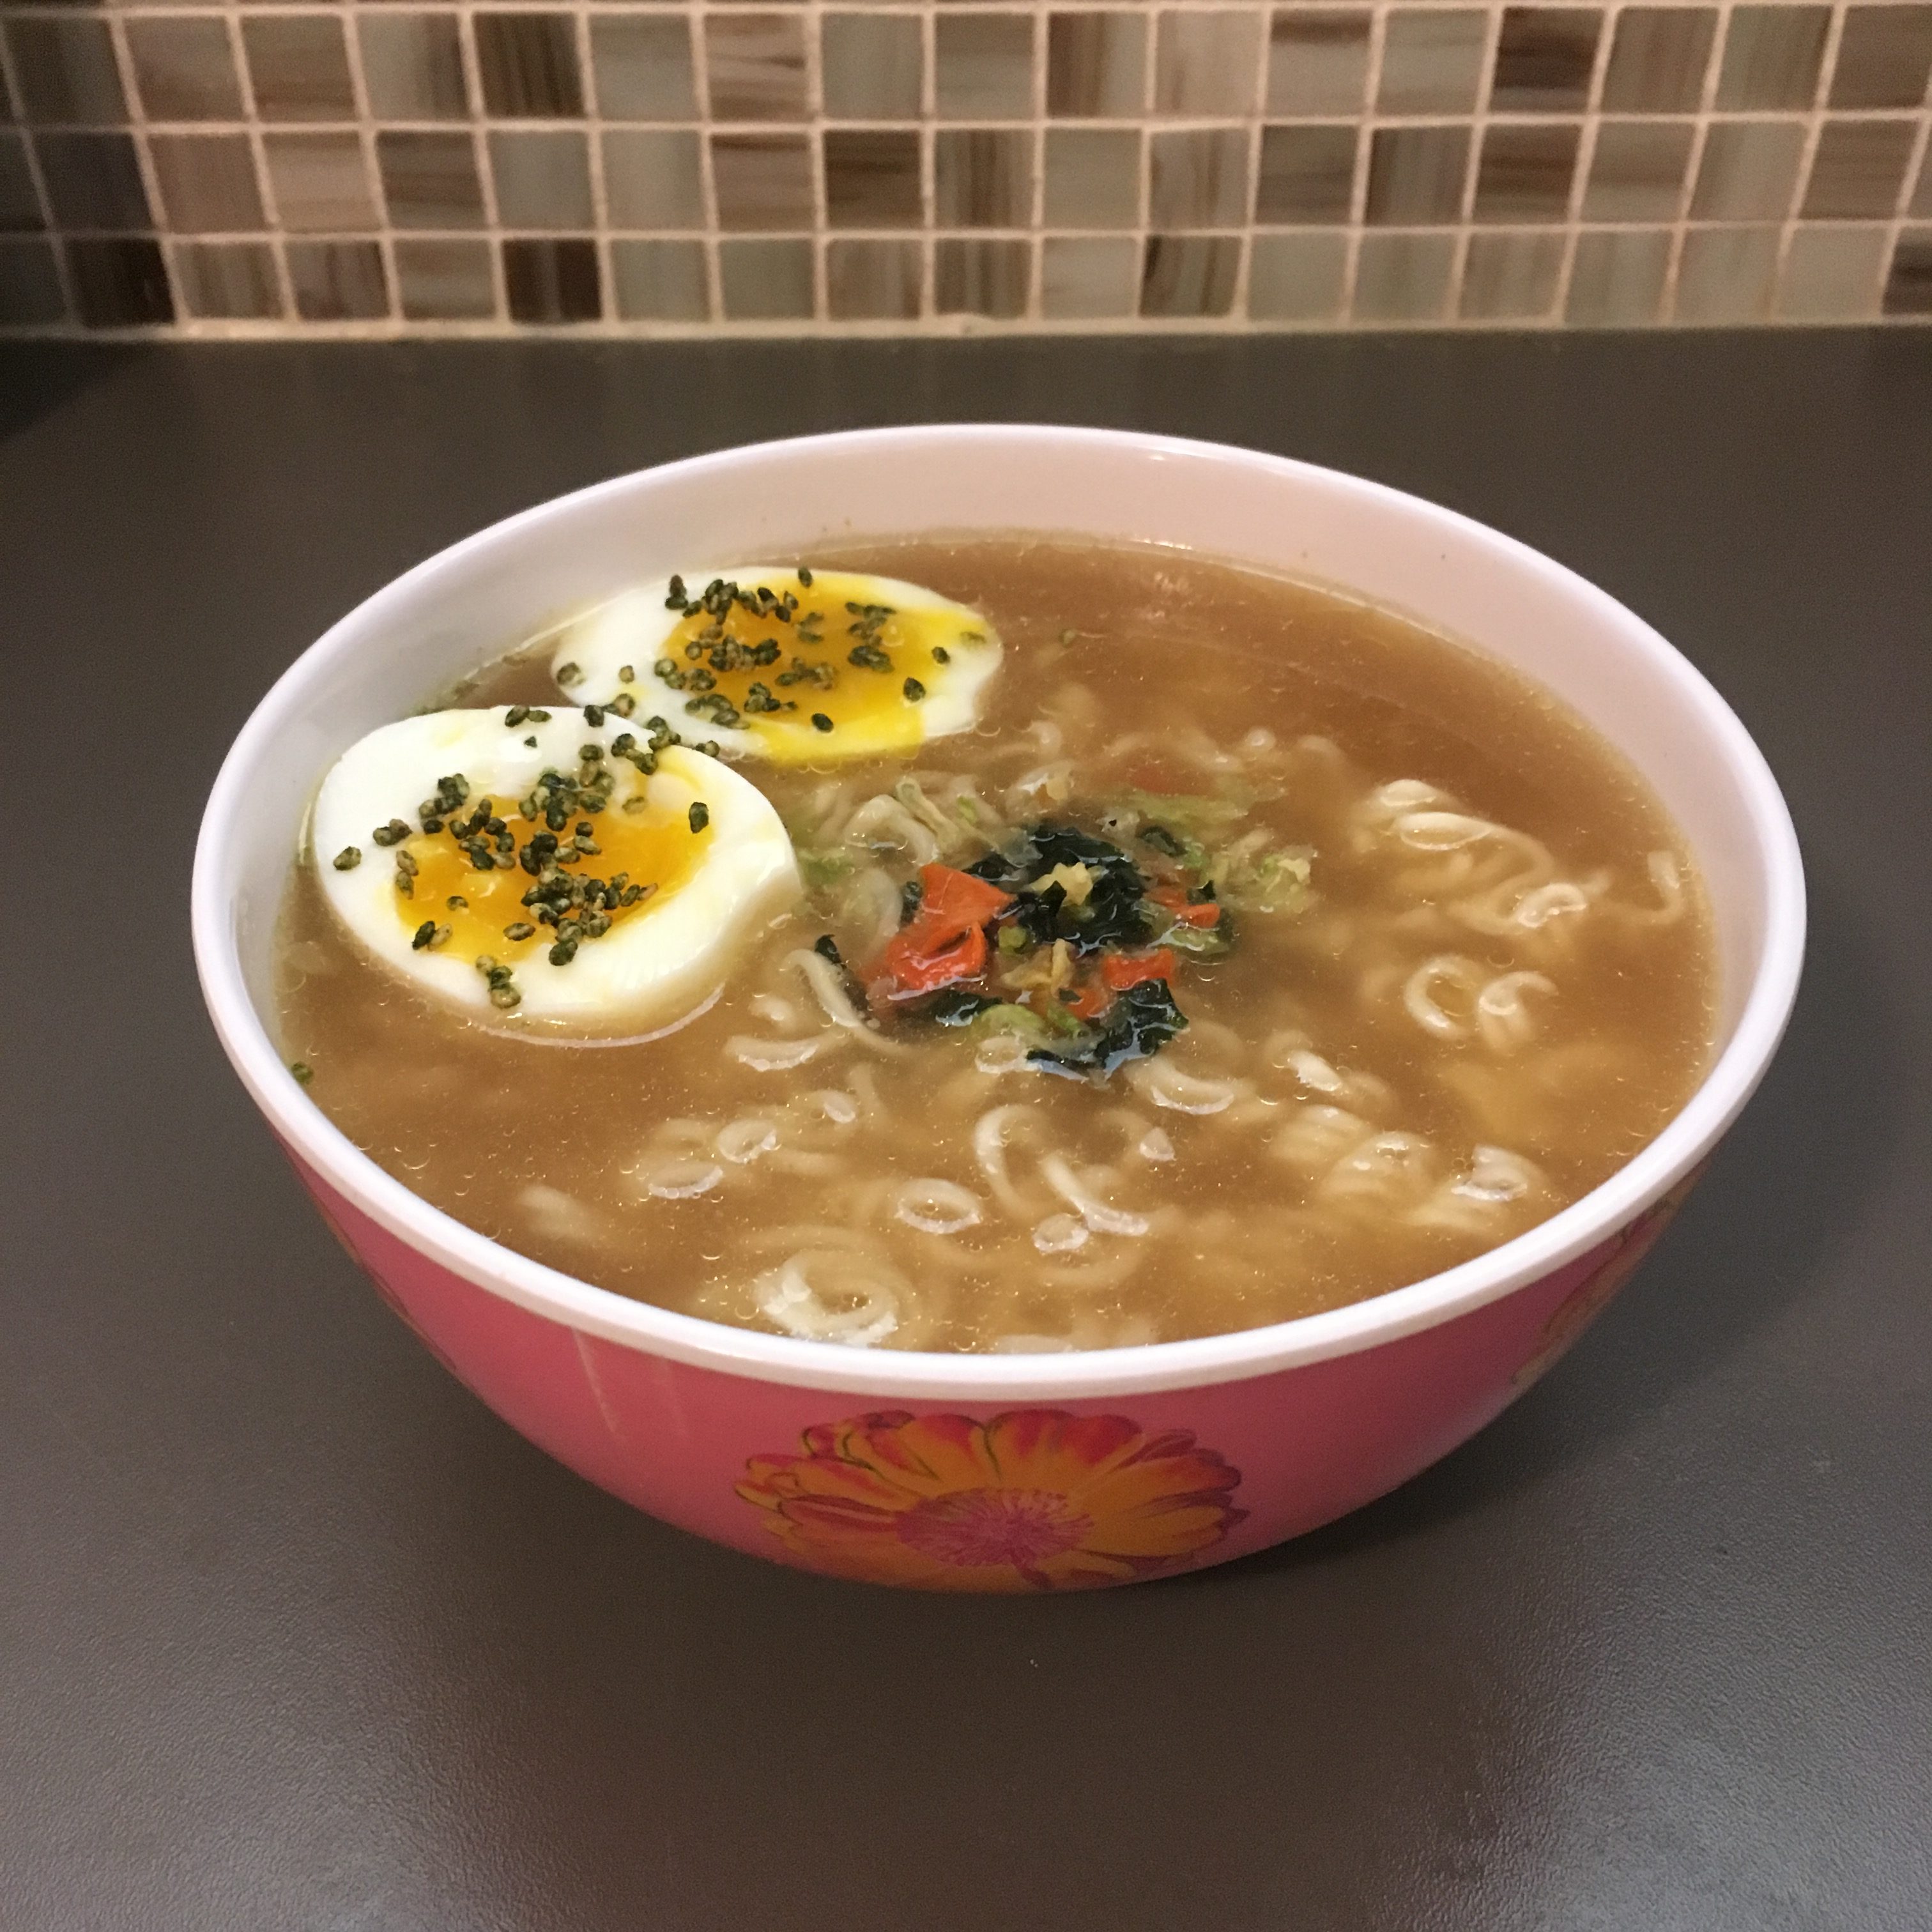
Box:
left=738, top=1408, right=1246, bottom=1591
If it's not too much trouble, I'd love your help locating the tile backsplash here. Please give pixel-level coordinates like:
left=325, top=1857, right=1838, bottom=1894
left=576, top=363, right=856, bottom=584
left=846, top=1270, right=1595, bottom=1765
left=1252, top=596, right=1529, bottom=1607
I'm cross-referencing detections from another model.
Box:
left=1, top=0, right=1928, bottom=334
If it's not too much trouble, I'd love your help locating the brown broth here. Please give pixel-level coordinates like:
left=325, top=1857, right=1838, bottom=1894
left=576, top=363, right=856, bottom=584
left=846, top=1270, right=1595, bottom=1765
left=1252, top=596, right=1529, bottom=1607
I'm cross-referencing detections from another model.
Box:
left=277, top=537, right=1715, bottom=1352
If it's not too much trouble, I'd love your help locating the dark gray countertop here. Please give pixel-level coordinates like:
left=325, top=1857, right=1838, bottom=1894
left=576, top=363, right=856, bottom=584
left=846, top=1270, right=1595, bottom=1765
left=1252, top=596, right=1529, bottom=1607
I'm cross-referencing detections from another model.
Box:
left=1, top=334, right=1927, bottom=1932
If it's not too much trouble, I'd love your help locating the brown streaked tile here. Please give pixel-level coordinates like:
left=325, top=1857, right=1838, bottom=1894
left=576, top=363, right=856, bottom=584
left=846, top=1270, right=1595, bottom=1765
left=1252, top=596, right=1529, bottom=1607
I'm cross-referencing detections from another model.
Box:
left=1581, top=118, right=1692, bottom=221
left=719, top=236, right=813, bottom=318
left=503, top=236, right=601, bottom=323
left=1915, top=149, right=1932, bottom=220
left=395, top=237, right=494, bottom=320
left=126, top=19, right=244, bottom=123
left=377, top=129, right=484, bottom=228
left=705, top=15, right=808, bottom=122
left=1460, top=227, right=1563, bottom=317
left=67, top=236, right=172, bottom=326
left=602, top=129, right=704, bottom=228
left=1047, top=13, right=1146, bottom=119
left=823, top=15, right=923, bottom=120
left=358, top=15, right=470, bottom=122
left=489, top=128, right=592, bottom=229
left=1490, top=7, right=1602, bottom=112
left=149, top=134, right=264, bottom=234
left=1040, top=233, right=1137, bottom=316
left=1800, top=118, right=1917, bottom=220
left=1266, top=8, right=1370, bottom=116
left=475, top=13, right=584, bottom=119
left=1777, top=223, right=1887, bottom=318
left=1674, top=224, right=1778, bottom=320
left=1148, top=127, right=1248, bottom=230
left=1140, top=232, right=1238, bottom=316
left=1566, top=226, right=1669, bottom=321
left=828, top=236, right=921, bottom=318
left=242, top=16, right=356, bottom=123
left=286, top=238, right=390, bottom=321
left=0, top=61, right=12, bottom=129
left=935, top=128, right=1031, bottom=227
left=1882, top=229, right=1932, bottom=314
left=173, top=239, right=281, bottom=320
left=1599, top=7, right=1715, bottom=114
left=710, top=133, right=813, bottom=230
left=1715, top=6, right=1829, bottom=111
left=936, top=234, right=1028, bottom=316
left=1255, top=123, right=1356, bottom=224
left=590, top=15, right=697, bottom=121
left=1828, top=5, right=1932, bottom=111
left=611, top=238, right=709, bottom=321
left=0, top=240, right=66, bottom=326
left=825, top=128, right=921, bottom=227
left=1042, top=126, right=1138, bottom=227
left=1364, top=124, right=1469, bottom=225
left=1156, top=11, right=1263, bottom=118
left=1248, top=228, right=1346, bottom=319
left=1473, top=121, right=1579, bottom=221
left=265, top=132, right=378, bottom=231
left=1351, top=229, right=1454, bottom=321
left=0, top=134, right=39, bottom=233
left=36, top=133, right=151, bottom=232
left=6, top=17, right=127, bottom=126
left=937, top=16, right=1034, bottom=121
left=1690, top=119, right=1805, bottom=220
left=1377, top=10, right=1487, bottom=116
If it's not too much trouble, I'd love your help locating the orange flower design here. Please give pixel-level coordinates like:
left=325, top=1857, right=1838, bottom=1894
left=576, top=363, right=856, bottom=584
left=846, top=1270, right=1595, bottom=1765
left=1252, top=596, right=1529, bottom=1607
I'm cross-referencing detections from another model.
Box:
left=737, top=1409, right=1246, bottom=1591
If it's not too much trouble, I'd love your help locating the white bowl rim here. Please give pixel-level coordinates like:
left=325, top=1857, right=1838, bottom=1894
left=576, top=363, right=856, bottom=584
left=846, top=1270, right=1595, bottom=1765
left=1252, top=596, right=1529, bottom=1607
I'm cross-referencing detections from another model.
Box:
left=192, top=424, right=1806, bottom=1401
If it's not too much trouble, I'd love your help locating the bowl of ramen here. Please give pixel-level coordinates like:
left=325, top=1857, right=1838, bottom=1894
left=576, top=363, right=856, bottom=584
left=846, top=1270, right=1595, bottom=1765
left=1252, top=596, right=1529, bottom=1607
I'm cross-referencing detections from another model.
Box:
left=194, top=426, right=1803, bottom=1592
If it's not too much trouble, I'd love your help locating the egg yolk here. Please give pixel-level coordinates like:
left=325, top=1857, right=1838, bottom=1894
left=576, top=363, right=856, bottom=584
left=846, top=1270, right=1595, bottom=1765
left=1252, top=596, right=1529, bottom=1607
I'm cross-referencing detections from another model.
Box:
left=632, top=571, right=983, bottom=762
left=394, top=791, right=710, bottom=964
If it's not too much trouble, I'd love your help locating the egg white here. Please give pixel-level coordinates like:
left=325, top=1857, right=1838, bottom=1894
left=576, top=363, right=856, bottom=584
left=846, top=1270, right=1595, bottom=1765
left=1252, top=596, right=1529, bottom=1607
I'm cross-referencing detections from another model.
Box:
left=311, top=707, right=800, bottom=1029
left=551, top=568, right=1002, bottom=763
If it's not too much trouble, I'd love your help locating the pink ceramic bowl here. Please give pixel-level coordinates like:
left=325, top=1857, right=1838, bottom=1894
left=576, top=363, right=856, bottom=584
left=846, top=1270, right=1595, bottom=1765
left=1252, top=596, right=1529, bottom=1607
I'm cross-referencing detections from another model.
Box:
left=193, top=427, right=1804, bottom=1593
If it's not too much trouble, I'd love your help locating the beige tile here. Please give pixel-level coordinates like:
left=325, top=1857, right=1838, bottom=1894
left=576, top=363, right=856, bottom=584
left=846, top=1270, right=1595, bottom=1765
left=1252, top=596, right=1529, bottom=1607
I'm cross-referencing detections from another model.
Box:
left=935, top=235, right=1028, bottom=315
left=710, top=133, right=813, bottom=230
left=1266, top=8, right=1369, bottom=116
left=174, top=240, right=281, bottom=319
left=1365, top=125, right=1470, bottom=226
left=1040, top=234, right=1137, bottom=316
left=1691, top=120, right=1805, bottom=221
left=243, top=16, right=356, bottom=124
left=935, top=129, right=1032, bottom=228
left=394, top=238, right=495, bottom=321
left=590, top=16, right=697, bottom=121
left=1715, top=5, right=1829, bottom=111
left=1473, top=121, right=1580, bottom=222
left=1140, top=232, right=1239, bottom=316
left=127, top=18, right=244, bottom=122
left=1829, top=6, right=1932, bottom=111
left=936, top=17, right=1034, bottom=121
left=1248, top=229, right=1346, bottom=319
left=150, top=133, right=264, bottom=233
left=358, top=15, right=470, bottom=123
left=1583, top=119, right=1694, bottom=222
left=1155, top=12, right=1264, bottom=118
left=377, top=130, right=484, bottom=229
left=705, top=15, right=809, bottom=123
left=1675, top=224, right=1779, bottom=320
left=1460, top=227, right=1563, bottom=318
left=1778, top=223, right=1889, bottom=318
left=1567, top=226, right=1669, bottom=321
left=1801, top=119, right=1918, bottom=221
left=1599, top=8, right=1716, bottom=114
left=1148, top=127, right=1248, bottom=229
left=286, top=238, right=390, bottom=321
left=1255, top=123, right=1356, bottom=224
left=1353, top=229, right=1454, bottom=320
left=822, top=15, right=923, bottom=121
left=611, top=238, right=709, bottom=321
left=266, top=132, right=378, bottom=231
left=1043, top=126, right=1139, bottom=227
left=828, top=236, right=922, bottom=318
left=1376, top=10, right=1487, bottom=116
left=719, top=236, right=814, bottom=318
left=1047, top=13, right=1146, bottom=119
left=489, top=129, right=593, bottom=230
left=603, top=130, right=704, bottom=229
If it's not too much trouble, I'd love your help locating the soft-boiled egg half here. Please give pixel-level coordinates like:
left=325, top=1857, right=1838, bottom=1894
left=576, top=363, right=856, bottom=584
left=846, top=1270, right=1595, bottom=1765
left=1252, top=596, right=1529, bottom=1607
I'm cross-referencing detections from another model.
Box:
left=312, top=706, right=799, bottom=1029
left=552, top=568, right=1002, bottom=765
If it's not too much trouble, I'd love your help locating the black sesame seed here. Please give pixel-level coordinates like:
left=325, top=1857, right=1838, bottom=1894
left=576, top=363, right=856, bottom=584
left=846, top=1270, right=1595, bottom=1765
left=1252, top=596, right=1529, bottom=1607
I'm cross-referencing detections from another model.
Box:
left=289, top=1061, right=314, bottom=1085
left=933, top=646, right=950, bottom=663
left=556, top=661, right=584, bottom=686
left=688, top=801, right=710, bottom=834
left=813, top=935, right=843, bottom=966
left=332, top=846, right=361, bottom=871
left=504, top=921, right=535, bottom=941
left=411, top=919, right=437, bottom=949
left=811, top=712, right=834, bottom=733
left=505, top=705, right=528, bottom=727
left=797, top=566, right=813, bottom=586
left=903, top=677, right=926, bottom=702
